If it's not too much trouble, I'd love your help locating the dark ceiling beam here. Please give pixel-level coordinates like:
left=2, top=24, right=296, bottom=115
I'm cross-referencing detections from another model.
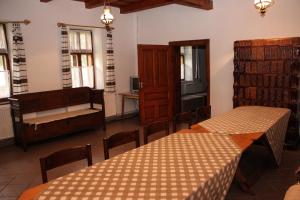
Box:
left=41, top=0, right=214, bottom=12
left=84, top=0, right=119, bottom=9
left=175, top=0, right=213, bottom=10
left=120, top=0, right=174, bottom=14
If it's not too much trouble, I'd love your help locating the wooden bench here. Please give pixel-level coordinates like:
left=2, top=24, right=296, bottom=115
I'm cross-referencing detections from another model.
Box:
left=9, top=87, right=106, bottom=151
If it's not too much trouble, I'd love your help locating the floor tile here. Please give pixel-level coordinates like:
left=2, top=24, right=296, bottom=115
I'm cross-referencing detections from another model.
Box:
left=1, top=184, right=28, bottom=197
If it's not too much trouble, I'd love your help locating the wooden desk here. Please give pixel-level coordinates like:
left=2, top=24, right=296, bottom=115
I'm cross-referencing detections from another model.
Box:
left=119, top=92, right=139, bottom=116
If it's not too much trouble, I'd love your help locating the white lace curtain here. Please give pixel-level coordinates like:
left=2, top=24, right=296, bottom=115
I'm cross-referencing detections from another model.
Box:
left=71, top=66, right=94, bottom=88
left=0, top=70, right=10, bottom=98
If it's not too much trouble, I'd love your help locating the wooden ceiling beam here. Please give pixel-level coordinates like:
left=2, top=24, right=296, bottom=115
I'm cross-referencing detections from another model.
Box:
left=175, top=0, right=213, bottom=10
left=84, top=0, right=120, bottom=9
left=120, top=0, right=174, bottom=14
left=40, top=0, right=214, bottom=12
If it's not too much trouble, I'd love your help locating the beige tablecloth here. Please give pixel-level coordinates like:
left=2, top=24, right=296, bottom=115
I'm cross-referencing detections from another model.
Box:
left=37, top=132, right=241, bottom=200
left=199, top=106, right=291, bottom=165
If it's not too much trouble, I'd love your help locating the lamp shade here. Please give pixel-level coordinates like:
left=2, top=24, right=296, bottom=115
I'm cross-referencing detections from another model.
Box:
left=254, top=0, right=274, bottom=15
left=101, top=7, right=114, bottom=26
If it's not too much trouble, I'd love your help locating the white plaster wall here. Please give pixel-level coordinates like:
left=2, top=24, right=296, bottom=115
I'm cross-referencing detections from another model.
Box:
left=0, top=0, right=138, bottom=116
left=0, top=0, right=138, bottom=139
left=137, top=0, right=300, bottom=116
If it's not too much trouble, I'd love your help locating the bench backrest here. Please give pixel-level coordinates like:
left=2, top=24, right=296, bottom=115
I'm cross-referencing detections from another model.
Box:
left=10, top=87, right=103, bottom=114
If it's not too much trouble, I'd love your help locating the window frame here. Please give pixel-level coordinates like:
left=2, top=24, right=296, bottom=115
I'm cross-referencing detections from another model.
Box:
left=69, top=29, right=96, bottom=89
left=0, top=23, right=12, bottom=104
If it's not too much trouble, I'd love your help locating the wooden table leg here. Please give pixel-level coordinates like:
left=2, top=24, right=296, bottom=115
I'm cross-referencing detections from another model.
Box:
left=235, top=166, right=255, bottom=196
left=121, top=95, right=125, bottom=116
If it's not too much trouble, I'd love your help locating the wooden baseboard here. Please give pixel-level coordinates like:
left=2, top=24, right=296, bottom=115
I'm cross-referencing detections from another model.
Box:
left=106, top=110, right=139, bottom=122
left=0, top=137, right=14, bottom=148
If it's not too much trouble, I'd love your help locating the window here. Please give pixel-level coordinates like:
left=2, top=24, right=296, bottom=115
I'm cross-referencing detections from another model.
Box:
left=0, top=24, right=10, bottom=100
left=69, top=29, right=94, bottom=88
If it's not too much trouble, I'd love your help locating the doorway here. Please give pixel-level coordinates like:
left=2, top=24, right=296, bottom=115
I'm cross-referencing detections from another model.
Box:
left=169, top=39, right=210, bottom=115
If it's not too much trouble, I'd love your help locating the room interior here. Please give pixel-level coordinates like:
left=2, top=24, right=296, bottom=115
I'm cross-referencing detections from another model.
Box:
left=0, top=0, right=300, bottom=199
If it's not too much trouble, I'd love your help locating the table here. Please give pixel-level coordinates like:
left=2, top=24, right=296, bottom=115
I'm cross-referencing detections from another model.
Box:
left=196, top=106, right=291, bottom=165
left=19, top=106, right=290, bottom=199
left=19, top=132, right=242, bottom=200
left=119, top=92, right=139, bottom=116
left=192, top=106, right=290, bottom=194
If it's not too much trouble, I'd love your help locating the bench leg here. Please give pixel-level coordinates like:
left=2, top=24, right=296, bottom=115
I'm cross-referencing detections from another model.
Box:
left=22, top=141, right=28, bottom=152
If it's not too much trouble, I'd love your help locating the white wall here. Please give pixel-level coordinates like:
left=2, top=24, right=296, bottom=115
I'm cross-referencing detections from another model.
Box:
left=0, top=0, right=138, bottom=139
left=0, top=0, right=138, bottom=115
left=137, top=0, right=300, bottom=116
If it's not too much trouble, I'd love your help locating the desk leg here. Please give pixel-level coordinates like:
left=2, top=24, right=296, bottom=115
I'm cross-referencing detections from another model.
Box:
left=122, top=95, right=125, bottom=116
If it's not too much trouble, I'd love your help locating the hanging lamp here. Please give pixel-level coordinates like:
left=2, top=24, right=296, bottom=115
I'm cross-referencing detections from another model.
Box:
left=254, top=0, right=274, bottom=16
left=100, top=0, right=114, bottom=29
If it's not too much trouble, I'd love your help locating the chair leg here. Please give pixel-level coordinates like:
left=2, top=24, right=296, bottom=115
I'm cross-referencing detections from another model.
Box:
left=173, top=120, right=177, bottom=133
left=103, top=139, right=109, bottom=160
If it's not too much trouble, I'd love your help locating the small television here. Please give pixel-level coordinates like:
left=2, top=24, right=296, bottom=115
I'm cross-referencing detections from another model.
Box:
left=130, top=76, right=139, bottom=93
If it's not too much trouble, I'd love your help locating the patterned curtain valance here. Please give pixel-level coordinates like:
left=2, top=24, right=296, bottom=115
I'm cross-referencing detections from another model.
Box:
left=12, top=23, right=28, bottom=94
left=105, top=30, right=116, bottom=93
left=60, top=25, right=72, bottom=88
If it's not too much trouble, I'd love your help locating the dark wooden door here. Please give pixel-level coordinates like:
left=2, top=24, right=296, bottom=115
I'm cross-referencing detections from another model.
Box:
left=138, top=45, right=173, bottom=125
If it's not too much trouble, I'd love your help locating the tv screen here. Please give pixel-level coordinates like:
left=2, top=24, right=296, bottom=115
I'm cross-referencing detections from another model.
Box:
left=130, top=76, right=139, bottom=93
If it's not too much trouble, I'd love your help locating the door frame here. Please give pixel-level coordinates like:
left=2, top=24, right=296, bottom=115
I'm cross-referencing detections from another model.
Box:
left=169, top=39, right=210, bottom=115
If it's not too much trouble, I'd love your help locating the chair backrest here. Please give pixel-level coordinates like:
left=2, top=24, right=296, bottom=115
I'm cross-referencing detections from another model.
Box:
left=143, top=120, right=169, bottom=144
left=103, top=130, right=140, bottom=160
left=40, top=144, right=92, bottom=183
left=196, top=106, right=211, bottom=122
left=173, top=111, right=196, bottom=132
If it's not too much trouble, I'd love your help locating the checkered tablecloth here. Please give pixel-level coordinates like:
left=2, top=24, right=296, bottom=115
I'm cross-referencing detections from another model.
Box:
left=199, top=106, right=291, bottom=165
left=37, top=133, right=241, bottom=200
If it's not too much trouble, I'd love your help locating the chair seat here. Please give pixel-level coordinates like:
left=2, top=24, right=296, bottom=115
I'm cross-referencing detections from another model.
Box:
left=284, top=184, right=300, bottom=200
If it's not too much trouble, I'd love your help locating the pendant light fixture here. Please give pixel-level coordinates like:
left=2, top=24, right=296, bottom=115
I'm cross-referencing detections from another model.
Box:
left=100, top=0, right=114, bottom=29
left=254, top=0, right=274, bottom=16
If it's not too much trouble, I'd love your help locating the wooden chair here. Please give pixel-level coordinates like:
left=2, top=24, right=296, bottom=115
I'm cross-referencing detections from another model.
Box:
left=40, top=144, right=92, bottom=183
left=143, top=120, right=169, bottom=144
left=284, top=166, right=300, bottom=200
left=173, top=111, right=196, bottom=132
left=103, top=130, right=140, bottom=160
left=195, top=105, right=211, bottom=122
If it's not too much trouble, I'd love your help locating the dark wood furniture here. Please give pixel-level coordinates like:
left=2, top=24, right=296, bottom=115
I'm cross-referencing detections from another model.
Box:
left=196, top=105, right=211, bottom=122
left=143, top=120, right=169, bottom=144
left=9, top=87, right=106, bottom=151
left=173, top=111, right=196, bottom=132
left=233, top=38, right=300, bottom=147
left=103, top=130, right=140, bottom=160
left=40, top=144, right=92, bottom=183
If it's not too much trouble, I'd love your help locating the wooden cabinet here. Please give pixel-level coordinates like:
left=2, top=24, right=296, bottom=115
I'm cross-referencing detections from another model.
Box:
left=233, top=38, right=300, bottom=146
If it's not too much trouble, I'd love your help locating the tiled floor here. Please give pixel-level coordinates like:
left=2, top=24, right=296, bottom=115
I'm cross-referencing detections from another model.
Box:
left=0, top=117, right=299, bottom=200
